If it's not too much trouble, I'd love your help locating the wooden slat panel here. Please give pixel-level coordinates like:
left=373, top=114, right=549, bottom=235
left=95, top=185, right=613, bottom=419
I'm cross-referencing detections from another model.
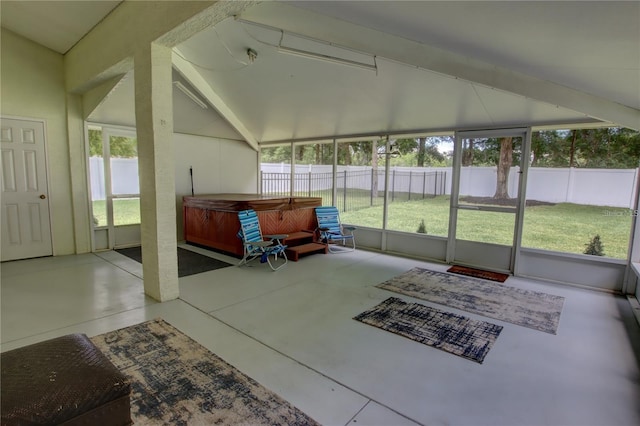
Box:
left=183, top=196, right=321, bottom=257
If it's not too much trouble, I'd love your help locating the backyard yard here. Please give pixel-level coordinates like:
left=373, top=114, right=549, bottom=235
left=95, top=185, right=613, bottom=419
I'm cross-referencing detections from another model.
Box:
left=94, top=196, right=633, bottom=259
left=339, top=196, right=632, bottom=259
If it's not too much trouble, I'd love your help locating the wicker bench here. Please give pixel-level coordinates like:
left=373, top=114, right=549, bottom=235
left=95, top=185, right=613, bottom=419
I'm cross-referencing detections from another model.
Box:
left=1, top=334, right=131, bottom=425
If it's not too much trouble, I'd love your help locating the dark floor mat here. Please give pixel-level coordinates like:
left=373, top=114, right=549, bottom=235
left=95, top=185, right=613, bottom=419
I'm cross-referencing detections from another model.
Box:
left=116, top=246, right=233, bottom=277
left=447, top=265, right=509, bottom=283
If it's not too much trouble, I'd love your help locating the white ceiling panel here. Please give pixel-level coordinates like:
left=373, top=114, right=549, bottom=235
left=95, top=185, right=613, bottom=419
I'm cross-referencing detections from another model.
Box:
left=3, top=0, right=638, bottom=142
left=0, top=0, right=122, bottom=54
left=471, top=85, right=593, bottom=128
left=290, top=1, right=640, bottom=111
left=87, top=70, right=244, bottom=141
left=86, top=72, right=135, bottom=127
left=175, top=6, right=616, bottom=142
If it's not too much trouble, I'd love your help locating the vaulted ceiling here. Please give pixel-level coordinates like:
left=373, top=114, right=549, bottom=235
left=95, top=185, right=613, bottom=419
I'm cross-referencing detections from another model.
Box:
left=1, top=0, right=122, bottom=54
left=2, top=1, right=639, bottom=145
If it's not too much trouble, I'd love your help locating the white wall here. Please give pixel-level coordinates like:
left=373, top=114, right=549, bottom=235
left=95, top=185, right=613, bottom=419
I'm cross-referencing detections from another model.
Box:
left=1, top=29, right=76, bottom=255
left=0, top=24, right=261, bottom=257
left=173, top=133, right=258, bottom=239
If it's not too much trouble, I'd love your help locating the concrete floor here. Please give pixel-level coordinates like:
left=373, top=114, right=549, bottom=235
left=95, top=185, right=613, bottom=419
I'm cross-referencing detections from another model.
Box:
left=2, top=245, right=640, bottom=426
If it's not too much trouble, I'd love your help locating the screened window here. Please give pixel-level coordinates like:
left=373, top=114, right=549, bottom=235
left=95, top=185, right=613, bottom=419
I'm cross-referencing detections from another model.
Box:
left=260, top=144, right=292, bottom=197
left=385, top=135, right=452, bottom=237
left=292, top=142, right=334, bottom=205
left=522, top=128, right=640, bottom=259
left=336, top=139, right=385, bottom=229
left=87, top=126, right=140, bottom=228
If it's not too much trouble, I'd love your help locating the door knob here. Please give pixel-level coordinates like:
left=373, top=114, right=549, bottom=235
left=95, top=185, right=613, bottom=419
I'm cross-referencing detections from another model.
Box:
left=39, top=194, right=46, bottom=199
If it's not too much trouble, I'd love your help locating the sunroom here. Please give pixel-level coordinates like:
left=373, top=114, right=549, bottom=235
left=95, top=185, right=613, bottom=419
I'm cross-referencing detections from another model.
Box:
left=2, top=1, right=639, bottom=306
left=2, top=1, right=640, bottom=425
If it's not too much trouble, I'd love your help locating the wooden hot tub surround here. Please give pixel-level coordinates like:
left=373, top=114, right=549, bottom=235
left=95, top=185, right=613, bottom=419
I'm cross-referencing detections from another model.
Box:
left=183, top=194, right=324, bottom=258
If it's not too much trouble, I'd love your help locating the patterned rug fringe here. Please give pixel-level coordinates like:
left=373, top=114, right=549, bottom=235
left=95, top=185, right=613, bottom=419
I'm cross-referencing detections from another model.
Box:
left=354, top=297, right=502, bottom=363
left=91, top=319, right=318, bottom=425
left=376, top=267, right=564, bottom=334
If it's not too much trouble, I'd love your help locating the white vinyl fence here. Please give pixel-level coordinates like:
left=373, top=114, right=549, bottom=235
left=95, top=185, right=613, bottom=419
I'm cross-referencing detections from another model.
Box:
left=89, top=158, right=639, bottom=208
left=261, top=163, right=639, bottom=208
left=89, top=157, right=139, bottom=200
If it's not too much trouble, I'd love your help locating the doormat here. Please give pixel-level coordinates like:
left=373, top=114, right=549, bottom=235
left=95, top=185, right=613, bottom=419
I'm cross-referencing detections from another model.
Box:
left=447, top=265, right=509, bottom=283
left=90, top=319, right=319, bottom=425
left=376, top=267, right=564, bottom=334
left=354, top=297, right=502, bottom=363
left=116, top=246, right=232, bottom=277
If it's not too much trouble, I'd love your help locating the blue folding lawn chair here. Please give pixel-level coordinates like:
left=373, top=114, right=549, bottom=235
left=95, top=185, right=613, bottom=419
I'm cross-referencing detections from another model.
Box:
left=315, top=206, right=356, bottom=253
left=237, top=209, right=288, bottom=271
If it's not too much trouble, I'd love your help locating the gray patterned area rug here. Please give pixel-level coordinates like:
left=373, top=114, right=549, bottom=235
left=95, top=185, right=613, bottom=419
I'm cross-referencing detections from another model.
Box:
left=376, top=267, right=565, bottom=334
left=354, top=297, right=502, bottom=363
left=90, top=319, right=318, bottom=425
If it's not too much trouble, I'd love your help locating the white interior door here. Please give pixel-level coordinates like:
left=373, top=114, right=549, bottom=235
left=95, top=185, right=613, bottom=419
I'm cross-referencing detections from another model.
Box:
left=1, top=118, right=52, bottom=261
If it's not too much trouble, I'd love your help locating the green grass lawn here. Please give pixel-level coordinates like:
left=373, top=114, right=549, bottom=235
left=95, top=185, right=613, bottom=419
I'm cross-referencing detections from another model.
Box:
left=92, top=199, right=141, bottom=227
left=93, top=195, right=633, bottom=259
left=341, top=196, right=632, bottom=259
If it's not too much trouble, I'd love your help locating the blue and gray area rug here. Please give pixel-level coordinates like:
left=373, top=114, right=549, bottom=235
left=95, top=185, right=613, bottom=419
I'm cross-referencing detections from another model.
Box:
left=376, top=267, right=565, bottom=334
left=91, top=319, right=318, bottom=425
left=354, top=297, right=503, bottom=363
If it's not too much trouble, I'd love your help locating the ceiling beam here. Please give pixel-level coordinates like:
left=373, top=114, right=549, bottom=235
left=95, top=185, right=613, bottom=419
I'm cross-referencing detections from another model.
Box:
left=82, top=74, right=126, bottom=120
left=172, top=49, right=259, bottom=151
left=239, top=3, right=639, bottom=131
left=65, top=1, right=257, bottom=94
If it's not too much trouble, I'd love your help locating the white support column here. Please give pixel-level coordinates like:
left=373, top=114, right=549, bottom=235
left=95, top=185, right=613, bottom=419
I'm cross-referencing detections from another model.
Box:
left=66, top=93, right=92, bottom=254
left=134, top=43, right=179, bottom=302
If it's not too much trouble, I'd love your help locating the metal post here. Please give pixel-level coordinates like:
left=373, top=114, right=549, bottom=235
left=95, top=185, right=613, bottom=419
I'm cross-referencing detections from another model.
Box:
left=343, top=169, right=347, bottom=211
left=308, top=172, right=312, bottom=197
left=370, top=168, right=374, bottom=206
left=408, top=170, right=412, bottom=201
left=423, top=171, right=427, bottom=199
left=443, top=171, right=447, bottom=196
left=332, top=139, right=338, bottom=207
left=392, top=169, right=396, bottom=201
left=289, top=141, right=295, bottom=197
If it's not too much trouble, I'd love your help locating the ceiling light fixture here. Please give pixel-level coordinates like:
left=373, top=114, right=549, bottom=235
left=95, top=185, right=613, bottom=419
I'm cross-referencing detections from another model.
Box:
left=247, top=48, right=258, bottom=63
left=278, top=45, right=377, bottom=72
left=234, top=17, right=378, bottom=72
left=173, top=81, right=208, bottom=109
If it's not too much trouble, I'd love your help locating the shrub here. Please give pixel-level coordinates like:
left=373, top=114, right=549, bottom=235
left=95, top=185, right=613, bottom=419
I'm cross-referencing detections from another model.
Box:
left=417, top=219, right=427, bottom=234
left=584, top=234, right=604, bottom=256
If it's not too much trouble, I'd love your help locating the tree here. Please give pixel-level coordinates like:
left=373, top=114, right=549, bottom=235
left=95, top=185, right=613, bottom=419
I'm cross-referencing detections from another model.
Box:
left=530, top=130, right=566, bottom=167
left=572, top=128, right=640, bottom=168
left=394, top=138, right=418, bottom=155
left=338, top=143, right=352, bottom=165
left=569, top=129, right=578, bottom=167
left=260, top=145, right=291, bottom=163
left=417, top=137, right=426, bottom=167
left=371, top=139, right=379, bottom=198
left=584, top=235, right=604, bottom=256
left=385, top=137, right=447, bottom=167
left=88, top=129, right=103, bottom=156
left=494, top=137, right=513, bottom=199
left=462, top=138, right=474, bottom=166
left=87, top=129, right=137, bottom=158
